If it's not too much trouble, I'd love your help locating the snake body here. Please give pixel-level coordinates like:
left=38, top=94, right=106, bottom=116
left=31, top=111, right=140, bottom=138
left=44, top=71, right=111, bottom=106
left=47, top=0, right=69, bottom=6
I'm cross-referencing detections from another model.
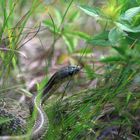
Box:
left=0, top=66, right=80, bottom=140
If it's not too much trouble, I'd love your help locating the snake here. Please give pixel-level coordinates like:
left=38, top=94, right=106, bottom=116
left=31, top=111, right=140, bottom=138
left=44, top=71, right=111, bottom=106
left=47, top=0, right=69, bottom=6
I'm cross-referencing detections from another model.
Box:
left=0, top=65, right=81, bottom=140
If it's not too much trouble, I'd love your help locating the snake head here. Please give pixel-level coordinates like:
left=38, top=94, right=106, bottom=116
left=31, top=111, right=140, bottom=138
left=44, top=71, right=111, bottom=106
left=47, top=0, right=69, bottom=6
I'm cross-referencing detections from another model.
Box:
left=55, top=65, right=81, bottom=80
left=51, top=65, right=81, bottom=83
left=42, top=65, right=81, bottom=100
left=61, top=65, right=81, bottom=77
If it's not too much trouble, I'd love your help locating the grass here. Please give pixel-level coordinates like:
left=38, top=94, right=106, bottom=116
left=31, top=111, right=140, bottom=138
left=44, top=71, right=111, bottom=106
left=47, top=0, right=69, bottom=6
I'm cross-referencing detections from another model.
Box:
left=45, top=63, right=140, bottom=139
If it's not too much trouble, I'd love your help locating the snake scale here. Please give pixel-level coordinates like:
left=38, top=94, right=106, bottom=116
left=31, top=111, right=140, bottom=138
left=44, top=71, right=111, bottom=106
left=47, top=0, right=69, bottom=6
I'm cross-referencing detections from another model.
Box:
left=0, top=66, right=80, bottom=140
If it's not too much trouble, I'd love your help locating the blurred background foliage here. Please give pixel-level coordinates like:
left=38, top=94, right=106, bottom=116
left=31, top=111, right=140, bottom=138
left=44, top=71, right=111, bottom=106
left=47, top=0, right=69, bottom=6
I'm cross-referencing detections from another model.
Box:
left=0, top=0, right=140, bottom=139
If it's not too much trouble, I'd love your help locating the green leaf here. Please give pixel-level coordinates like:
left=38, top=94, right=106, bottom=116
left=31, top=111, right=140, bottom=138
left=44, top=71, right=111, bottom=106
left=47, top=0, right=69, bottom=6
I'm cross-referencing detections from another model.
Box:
left=68, top=11, right=80, bottom=22
left=100, top=56, right=123, bottom=63
left=78, top=48, right=92, bottom=54
left=88, top=31, right=112, bottom=47
left=78, top=5, right=102, bottom=20
left=112, top=46, right=126, bottom=56
left=73, top=31, right=90, bottom=40
left=88, top=39, right=111, bottom=47
left=121, top=6, right=140, bottom=23
left=55, top=9, right=62, bottom=25
left=108, top=28, right=127, bottom=46
left=62, top=35, right=77, bottom=53
left=43, top=20, right=59, bottom=33
left=115, top=22, right=140, bottom=32
left=65, top=30, right=91, bottom=40
left=93, top=31, right=109, bottom=40
left=43, top=20, right=54, bottom=30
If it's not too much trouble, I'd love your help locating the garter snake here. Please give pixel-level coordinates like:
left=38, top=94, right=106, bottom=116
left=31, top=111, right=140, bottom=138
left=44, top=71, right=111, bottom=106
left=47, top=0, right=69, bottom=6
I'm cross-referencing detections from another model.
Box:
left=0, top=65, right=80, bottom=140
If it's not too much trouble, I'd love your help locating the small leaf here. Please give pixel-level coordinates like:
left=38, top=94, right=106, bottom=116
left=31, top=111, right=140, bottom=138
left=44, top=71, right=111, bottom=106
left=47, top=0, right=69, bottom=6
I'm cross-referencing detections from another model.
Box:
left=78, top=5, right=102, bottom=20
left=43, top=20, right=56, bottom=32
left=121, top=6, right=140, bottom=22
left=65, top=31, right=91, bottom=40
left=115, top=22, right=140, bottom=33
left=68, top=11, right=80, bottom=22
left=55, top=9, right=62, bottom=25
left=93, top=31, right=109, bottom=40
left=88, top=39, right=111, bottom=47
left=100, top=56, right=123, bottom=63
left=112, top=47, right=126, bottom=56
left=77, top=48, right=93, bottom=54
left=62, top=35, right=76, bottom=53
left=108, top=27, right=127, bottom=46
left=88, top=31, right=112, bottom=47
